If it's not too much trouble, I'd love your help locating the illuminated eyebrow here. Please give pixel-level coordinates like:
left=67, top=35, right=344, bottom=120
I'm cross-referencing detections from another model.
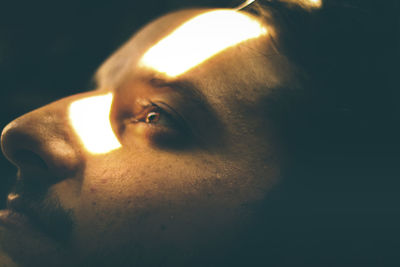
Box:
left=139, top=10, right=267, bottom=78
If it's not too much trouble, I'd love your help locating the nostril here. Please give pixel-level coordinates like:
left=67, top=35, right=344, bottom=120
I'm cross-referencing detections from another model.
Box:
left=13, top=150, right=48, bottom=171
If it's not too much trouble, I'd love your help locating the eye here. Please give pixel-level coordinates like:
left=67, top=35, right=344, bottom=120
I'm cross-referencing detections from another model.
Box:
left=134, top=103, right=180, bottom=129
left=124, top=100, right=193, bottom=148
left=145, top=111, right=160, bottom=124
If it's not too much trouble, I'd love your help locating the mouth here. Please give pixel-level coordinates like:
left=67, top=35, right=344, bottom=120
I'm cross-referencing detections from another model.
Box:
left=2, top=192, right=73, bottom=243
left=0, top=193, right=32, bottom=227
left=0, top=209, right=31, bottom=229
left=6, top=192, right=26, bottom=212
left=0, top=194, right=41, bottom=234
left=0, top=209, right=74, bottom=267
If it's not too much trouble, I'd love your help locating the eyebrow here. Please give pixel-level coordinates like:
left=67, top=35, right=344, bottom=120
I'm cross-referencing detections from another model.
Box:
left=149, top=77, right=209, bottom=109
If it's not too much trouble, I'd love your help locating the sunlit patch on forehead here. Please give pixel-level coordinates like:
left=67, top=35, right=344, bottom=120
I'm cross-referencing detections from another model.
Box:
left=69, top=93, right=121, bottom=154
left=139, top=10, right=267, bottom=78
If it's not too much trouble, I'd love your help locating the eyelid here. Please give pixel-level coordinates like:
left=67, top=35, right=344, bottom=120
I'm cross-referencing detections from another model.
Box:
left=153, top=102, right=183, bottom=122
left=132, top=100, right=188, bottom=131
left=132, top=102, right=158, bottom=122
left=151, top=101, right=189, bottom=130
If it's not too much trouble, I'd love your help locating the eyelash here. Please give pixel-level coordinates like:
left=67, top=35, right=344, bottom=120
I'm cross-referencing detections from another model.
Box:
left=122, top=100, right=193, bottom=148
left=134, top=104, right=161, bottom=123
left=132, top=102, right=181, bottom=130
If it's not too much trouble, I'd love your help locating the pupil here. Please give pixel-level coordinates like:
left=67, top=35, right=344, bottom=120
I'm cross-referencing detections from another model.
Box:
left=146, top=112, right=159, bottom=123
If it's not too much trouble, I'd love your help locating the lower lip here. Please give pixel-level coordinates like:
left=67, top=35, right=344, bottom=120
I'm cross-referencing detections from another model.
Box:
left=0, top=210, right=31, bottom=228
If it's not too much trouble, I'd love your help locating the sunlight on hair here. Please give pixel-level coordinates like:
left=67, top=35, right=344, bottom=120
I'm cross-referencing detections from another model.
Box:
left=236, top=0, right=256, bottom=10
left=69, top=93, right=121, bottom=154
left=307, top=0, right=322, bottom=7
left=285, top=0, right=322, bottom=9
left=140, top=10, right=267, bottom=77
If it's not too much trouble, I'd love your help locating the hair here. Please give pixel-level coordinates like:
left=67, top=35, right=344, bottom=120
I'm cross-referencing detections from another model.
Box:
left=234, top=2, right=400, bottom=265
left=243, top=0, right=399, bottom=159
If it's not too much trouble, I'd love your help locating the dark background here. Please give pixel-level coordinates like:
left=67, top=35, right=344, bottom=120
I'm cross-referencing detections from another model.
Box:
left=0, top=1, right=399, bottom=266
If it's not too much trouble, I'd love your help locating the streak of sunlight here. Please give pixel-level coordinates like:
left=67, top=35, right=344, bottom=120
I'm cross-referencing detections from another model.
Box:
left=69, top=93, right=121, bottom=154
left=140, top=10, right=267, bottom=77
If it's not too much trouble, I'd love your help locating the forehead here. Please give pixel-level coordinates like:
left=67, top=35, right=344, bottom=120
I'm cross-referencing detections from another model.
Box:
left=95, top=9, right=279, bottom=90
left=139, top=9, right=267, bottom=77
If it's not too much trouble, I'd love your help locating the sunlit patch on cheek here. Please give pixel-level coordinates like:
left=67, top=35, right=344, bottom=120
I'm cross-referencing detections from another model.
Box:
left=69, top=93, right=121, bottom=154
left=139, top=10, right=268, bottom=77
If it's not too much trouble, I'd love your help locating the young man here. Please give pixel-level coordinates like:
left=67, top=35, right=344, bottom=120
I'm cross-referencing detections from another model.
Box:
left=1, top=0, right=398, bottom=266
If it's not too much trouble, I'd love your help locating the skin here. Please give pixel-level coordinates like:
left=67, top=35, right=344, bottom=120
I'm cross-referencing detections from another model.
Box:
left=0, top=8, right=298, bottom=266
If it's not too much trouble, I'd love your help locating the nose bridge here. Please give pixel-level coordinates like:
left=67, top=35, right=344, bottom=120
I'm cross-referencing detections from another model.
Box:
left=1, top=94, right=86, bottom=181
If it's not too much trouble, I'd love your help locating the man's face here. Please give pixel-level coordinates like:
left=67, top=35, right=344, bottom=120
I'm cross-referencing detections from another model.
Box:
left=0, top=8, right=295, bottom=266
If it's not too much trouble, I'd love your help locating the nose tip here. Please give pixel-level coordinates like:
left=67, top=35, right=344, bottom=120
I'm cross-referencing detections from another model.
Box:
left=1, top=120, right=43, bottom=168
left=1, top=103, right=83, bottom=185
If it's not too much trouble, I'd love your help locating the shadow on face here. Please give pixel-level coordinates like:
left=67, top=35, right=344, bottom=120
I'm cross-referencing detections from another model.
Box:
left=0, top=7, right=293, bottom=266
left=1, top=0, right=399, bottom=266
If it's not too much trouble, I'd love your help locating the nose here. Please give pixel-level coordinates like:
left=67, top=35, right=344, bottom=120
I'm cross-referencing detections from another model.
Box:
left=1, top=95, right=84, bottom=187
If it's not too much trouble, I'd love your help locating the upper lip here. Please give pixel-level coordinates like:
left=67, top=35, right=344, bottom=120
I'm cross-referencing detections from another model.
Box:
left=6, top=189, right=73, bottom=243
left=6, top=193, right=26, bottom=214
left=5, top=172, right=74, bottom=243
left=5, top=192, right=46, bottom=232
left=0, top=193, right=35, bottom=231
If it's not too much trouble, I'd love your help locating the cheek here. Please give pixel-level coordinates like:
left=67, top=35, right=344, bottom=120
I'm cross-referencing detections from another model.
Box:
left=77, top=152, right=219, bottom=218
left=69, top=148, right=278, bottom=259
